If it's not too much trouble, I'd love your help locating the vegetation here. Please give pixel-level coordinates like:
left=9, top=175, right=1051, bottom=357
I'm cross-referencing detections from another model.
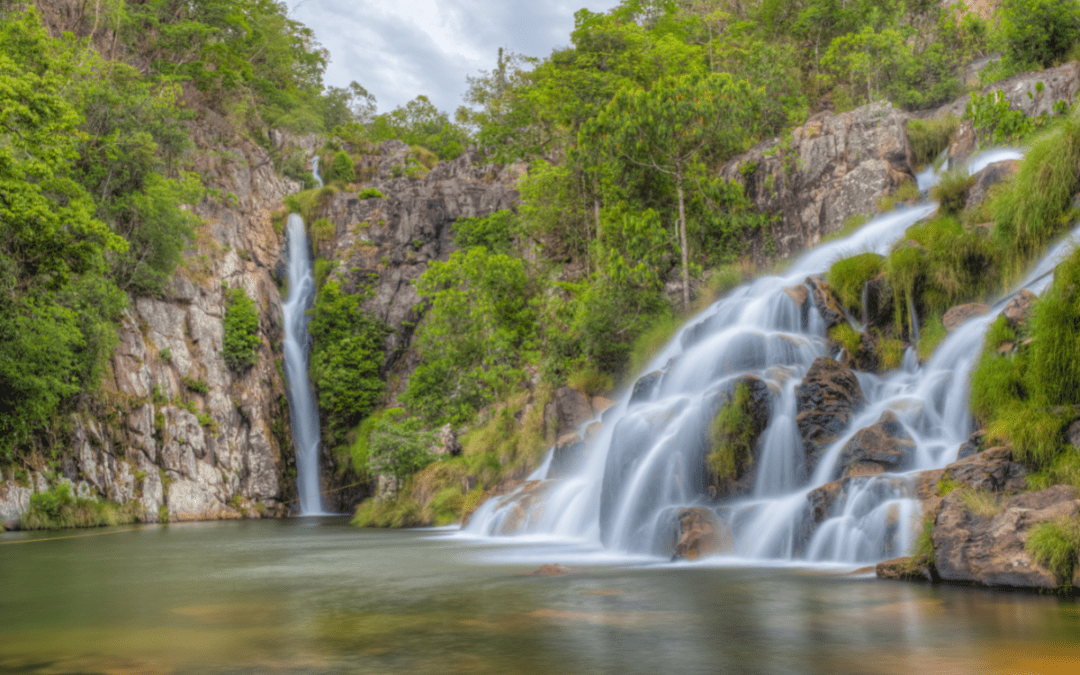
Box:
left=907, top=116, right=960, bottom=168
left=21, top=484, right=142, bottom=530
left=1026, top=516, right=1080, bottom=588
left=828, top=253, right=884, bottom=315
left=707, top=383, right=757, bottom=482
left=222, top=288, right=260, bottom=372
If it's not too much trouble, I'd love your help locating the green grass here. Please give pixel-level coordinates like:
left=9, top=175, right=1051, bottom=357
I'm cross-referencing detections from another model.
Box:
left=957, top=488, right=1001, bottom=518
left=877, top=180, right=920, bottom=212
left=310, top=217, right=336, bottom=252
left=829, top=323, right=862, bottom=357
left=828, top=252, right=884, bottom=314
left=907, top=115, right=960, bottom=168
left=931, top=169, right=975, bottom=218
left=357, top=187, right=386, bottom=199
left=567, top=365, right=613, bottom=397
left=627, top=311, right=683, bottom=376
left=1026, top=516, right=1080, bottom=588
left=1027, top=449, right=1080, bottom=492
left=706, top=382, right=756, bottom=482
left=20, top=484, right=143, bottom=530
left=987, top=403, right=1069, bottom=469
left=917, top=314, right=947, bottom=361
left=352, top=494, right=425, bottom=528
left=936, top=474, right=961, bottom=497
left=874, top=333, right=905, bottom=371
left=910, top=514, right=936, bottom=566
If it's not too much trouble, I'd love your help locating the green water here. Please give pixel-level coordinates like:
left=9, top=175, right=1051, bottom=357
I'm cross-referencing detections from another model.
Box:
left=1, top=519, right=1079, bottom=674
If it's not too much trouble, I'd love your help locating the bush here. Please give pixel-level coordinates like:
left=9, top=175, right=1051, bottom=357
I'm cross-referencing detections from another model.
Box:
left=453, top=210, right=517, bottom=254
left=907, top=116, right=960, bottom=168
left=357, top=187, right=385, bottom=199
left=1003, top=0, right=1080, bottom=69
left=352, top=493, right=425, bottom=528
left=1026, top=516, right=1080, bottom=588
left=223, top=288, right=260, bottom=372
left=367, top=410, right=437, bottom=482
left=325, top=150, right=355, bottom=184
left=931, top=170, right=975, bottom=218
left=21, top=484, right=142, bottom=530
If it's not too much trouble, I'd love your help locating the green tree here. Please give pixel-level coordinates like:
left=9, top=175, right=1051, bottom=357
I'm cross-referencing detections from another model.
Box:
left=222, top=288, right=260, bottom=372
left=367, top=410, right=436, bottom=482
left=583, top=72, right=763, bottom=309
left=1003, top=0, right=1080, bottom=69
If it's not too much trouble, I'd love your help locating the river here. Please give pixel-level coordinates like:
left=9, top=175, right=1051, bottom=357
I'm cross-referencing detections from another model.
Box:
left=2, top=519, right=1078, bottom=674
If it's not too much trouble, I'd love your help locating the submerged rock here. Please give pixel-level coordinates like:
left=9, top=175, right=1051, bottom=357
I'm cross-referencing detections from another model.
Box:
left=876, top=556, right=935, bottom=583
left=529, top=563, right=577, bottom=577
left=672, top=507, right=734, bottom=561
left=836, top=411, right=915, bottom=479
left=795, top=357, right=865, bottom=474
left=932, top=484, right=1080, bottom=588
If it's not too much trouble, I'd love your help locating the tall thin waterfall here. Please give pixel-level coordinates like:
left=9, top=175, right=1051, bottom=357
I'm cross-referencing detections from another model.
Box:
left=463, top=148, right=1072, bottom=566
left=282, top=213, right=325, bottom=515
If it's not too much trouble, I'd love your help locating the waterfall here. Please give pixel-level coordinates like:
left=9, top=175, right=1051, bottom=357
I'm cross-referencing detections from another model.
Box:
left=311, top=154, right=323, bottom=188
left=462, top=148, right=1077, bottom=566
left=282, top=213, right=325, bottom=515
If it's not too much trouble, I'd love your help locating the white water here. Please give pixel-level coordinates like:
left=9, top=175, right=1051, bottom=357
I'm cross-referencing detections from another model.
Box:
left=282, top=214, right=326, bottom=515
left=464, top=148, right=1077, bottom=566
left=311, top=155, right=323, bottom=188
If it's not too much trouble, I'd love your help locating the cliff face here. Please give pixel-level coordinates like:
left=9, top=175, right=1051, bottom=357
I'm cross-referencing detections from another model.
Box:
left=1, top=114, right=301, bottom=527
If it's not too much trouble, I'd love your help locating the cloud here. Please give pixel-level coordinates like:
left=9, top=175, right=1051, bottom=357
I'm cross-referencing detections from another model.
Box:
left=286, top=0, right=621, bottom=114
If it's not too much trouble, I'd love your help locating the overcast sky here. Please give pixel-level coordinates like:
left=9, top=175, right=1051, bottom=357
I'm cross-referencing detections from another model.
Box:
left=285, top=0, right=623, bottom=115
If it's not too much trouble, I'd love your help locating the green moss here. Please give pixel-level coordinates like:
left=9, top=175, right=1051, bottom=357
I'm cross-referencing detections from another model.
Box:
left=877, top=180, right=921, bottom=212
left=936, top=474, right=961, bottom=497
left=907, top=115, right=960, bottom=168
left=1026, top=516, right=1080, bottom=588
left=706, top=382, right=756, bottom=482
left=874, top=333, right=905, bottom=371
left=358, top=187, right=386, bottom=199
left=829, top=323, right=862, bottom=357
left=1026, top=248, right=1080, bottom=407
left=828, top=253, right=884, bottom=314
left=917, top=315, right=947, bottom=361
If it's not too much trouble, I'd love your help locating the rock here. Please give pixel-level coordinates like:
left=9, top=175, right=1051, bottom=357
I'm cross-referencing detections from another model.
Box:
left=721, top=101, right=916, bottom=259
left=943, top=303, right=991, bottom=332
left=836, top=411, right=915, bottom=479
left=0, top=480, right=32, bottom=529
left=932, top=484, right=1080, bottom=588
left=805, top=277, right=847, bottom=333
left=1069, top=421, right=1080, bottom=449
left=591, top=396, right=615, bottom=416
left=529, top=564, right=576, bottom=577
left=956, top=431, right=984, bottom=460
left=548, top=433, right=586, bottom=479
left=876, top=556, right=935, bottom=583
left=167, top=477, right=233, bottom=522
left=672, top=507, right=734, bottom=561
left=629, top=370, right=664, bottom=405
left=965, top=160, right=1020, bottom=211
left=704, top=376, right=772, bottom=500
left=795, top=357, right=866, bottom=473
left=784, top=283, right=809, bottom=309
left=489, top=480, right=553, bottom=535
left=943, top=446, right=1027, bottom=494
left=543, top=387, right=595, bottom=439
left=436, top=424, right=463, bottom=457
left=1002, top=289, right=1036, bottom=326
left=806, top=478, right=849, bottom=524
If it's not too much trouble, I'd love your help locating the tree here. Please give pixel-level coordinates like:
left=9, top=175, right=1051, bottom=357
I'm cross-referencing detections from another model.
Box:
left=1003, top=0, right=1080, bottom=69
left=582, top=72, right=763, bottom=309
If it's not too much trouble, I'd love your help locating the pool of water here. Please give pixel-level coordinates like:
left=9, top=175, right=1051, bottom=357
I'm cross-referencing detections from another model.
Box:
left=1, top=518, right=1079, bottom=674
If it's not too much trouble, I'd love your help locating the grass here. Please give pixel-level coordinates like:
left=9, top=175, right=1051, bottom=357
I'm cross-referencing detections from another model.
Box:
left=567, top=365, right=613, bottom=397
left=20, top=484, right=143, bottom=530
left=357, top=187, right=386, bottom=199
left=907, top=115, right=960, bottom=168
left=627, top=311, right=683, bottom=376
left=706, top=382, right=756, bottom=482
left=917, top=314, right=947, bottom=361
left=877, top=180, right=920, bottom=212
left=936, top=474, right=961, bottom=497
left=1026, top=516, right=1080, bottom=588
left=283, top=185, right=339, bottom=224
left=931, top=169, right=975, bottom=218
left=1027, top=449, right=1080, bottom=492
left=352, top=492, right=425, bottom=528
left=874, top=332, right=905, bottom=371
left=957, top=488, right=1002, bottom=518
left=828, top=252, right=884, bottom=314
left=829, top=323, right=862, bottom=357
left=987, top=403, right=1070, bottom=469
left=310, top=217, right=336, bottom=252
left=910, top=513, right=936, bottom=566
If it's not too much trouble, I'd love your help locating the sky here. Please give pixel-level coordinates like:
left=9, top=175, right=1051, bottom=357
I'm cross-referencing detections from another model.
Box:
left=284, top=0, right=623, bottom=115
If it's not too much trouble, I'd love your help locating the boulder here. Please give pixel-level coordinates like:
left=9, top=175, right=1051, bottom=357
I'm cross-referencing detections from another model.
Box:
left=965, top=160, right=1020, bottom=211
left=704, top=376, right=772, bottom=500
left=629, top=370, right=664, bottom=405
left=956, top=430, right=984, bottom=460
left=721, top=101, right=916, bottom=259
left=942, top=446, right=1027, bottom=494
left=943, top=303, right=991, bottom=332
left=784, top=283, right=809, bottom=309
left=672, top=507, right=734, bottom=561
left=436, top=424, right=463, bottom=456
left=806, top=478, right=850, bottom=524
left=836, top=411, right=915, bottom=479
left=548, top=433, right=586, bottom=479
left=543, top=387, right=594, bottom=439
left=876, top=556, right=935, bottom=583
left=932, top=484, right=1080, bottom=588
left=796, top=357, right=866, bottom=473
left=805, top=277, right=847, bottom=333
left=1002, top=289, right=1036, bottom=327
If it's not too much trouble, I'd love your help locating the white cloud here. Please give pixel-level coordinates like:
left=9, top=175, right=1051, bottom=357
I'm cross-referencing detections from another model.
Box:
left=285, top=0, right=622, bottom=114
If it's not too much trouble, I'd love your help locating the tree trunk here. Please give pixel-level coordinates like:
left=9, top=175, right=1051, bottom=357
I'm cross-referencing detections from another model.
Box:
left=676, top=170, right=690, bottom=312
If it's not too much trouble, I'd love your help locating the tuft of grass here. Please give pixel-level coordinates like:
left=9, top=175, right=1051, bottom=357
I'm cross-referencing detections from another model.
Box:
left=627, top=311, right=683, bottom=376
left=987, top=403, right=1070, bottom=469
left=877, top=180, right=921, bottom=212
left=1026, top=516, right=1080, bottom=588
left=1027, top=449, right=1080, bottom=492
left=931, top=169, right=975, bottom=218
left=957, top=488, right=1002, bottom=518
left=907, top=115, right=960, bottom=168
left=693, top=264, right=744, bottom=312
left=567, top=365, right=613, bottom=397
left=706, top=382, right=756, bottom=482
left=936, top=474, right=961, bottom=497
left=910, top=513, right=936, bottom=566
left=874, top=333, right=905, bottom=371
left=310, top=217, right=336, bottom=252
left=313, top=258, right=333, bottom=291
left=357, top=187, right=386, bottom=200
left=829, top=323, right=862, bottom=357
left=917, top=314, right=947, bottom=361
left=828, top=252, right=884, bottom=314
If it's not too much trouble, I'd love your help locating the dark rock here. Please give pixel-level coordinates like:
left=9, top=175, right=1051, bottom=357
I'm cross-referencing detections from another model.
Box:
left=836, top=411, right=915, bottom=479
left=543, top=387, right=594, bottom=439
left=943, top=446, right=1027, bottom=494
left=806, top=478, right=850, bottom=524
left=630, top=370, right=664, bottom=405
left=956, top=430, right=984, bottom=460
left=704, top=376, right=772, bottom=500
left=672, top=507, right=733, bottom=561
left=932, top=484, right=1080, bottom=588
left=943, top=303, right=991, bottom=332
left=965, top=160, right=1020, bottom=211
left=805, top=277, right=847, bottom=333
left=876, top=556, right=936, bottom=583
left=796, top=357, right=866, bottom=473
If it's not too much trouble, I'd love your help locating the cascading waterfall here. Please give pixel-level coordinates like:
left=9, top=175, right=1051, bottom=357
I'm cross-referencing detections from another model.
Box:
left=463, top=148, right=1078, bottom=566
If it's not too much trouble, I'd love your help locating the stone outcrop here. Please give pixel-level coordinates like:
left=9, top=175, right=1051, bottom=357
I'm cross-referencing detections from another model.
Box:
left=804, top=277, right=847, bottom=333
left=544, top=387, right=595, bottom=439
left=932, top=484, right=1080, bottom=588
left=796, top=357, right=866, bottom=473
left=630, top=370, right=665, bottom=405
left=965, top=160, right=1020, bottom=211
left=1002, top=289, right=1036, bottom=326
left=876, top=556, right=935, bottom=583
left=672, top=507, right=734, bottom=561
left=835, top=411, right=916, bottom=479
left=942, top=303, right=991, bottom=332
left=705, top=376, right=772, bottom=500
left=943, top=447, right=1028, bottom=494
left=721, top=101, right=916, bottom=259
left=318, top=143, right=522, bottom=379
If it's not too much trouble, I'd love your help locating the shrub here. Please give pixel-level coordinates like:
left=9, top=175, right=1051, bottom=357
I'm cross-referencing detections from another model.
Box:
left=223, top=288, right=260, bottom=372
left=352, top=493, right=426, bottom=528
left=567, top=365, right=613, bottom=397
left=21, top=484, right=142, bottom=530
left=828, top=253, right=884, bottom=314
left=357, top=187, right=385, bottom=199
left=1026, top=516, right=1080, bottom=588
left=367, top=410, right=437, bottom=482
left=182, top=376, right=209, bottom=395
left=931, top=170, right=975, bottom=218
left=453, top=209, right=517, bottom=254
left=1003, top=0, right=1080, bottom=69
left=907, top=115, right=960, bottom=168
left=325, top=150, right=355, bottom=184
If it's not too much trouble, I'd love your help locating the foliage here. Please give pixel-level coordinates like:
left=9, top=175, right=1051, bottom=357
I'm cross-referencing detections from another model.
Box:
left=874, top=332, right=905, bottom=371
left=917, top=315, right=948, bottom=361
left=357, top=187, right=385, bottom=200
left=352, top=492, right=425, bottom=528
left=1002, top=0, right=1080, bottom=70
left=222, top=288, right=260, bottom=372
left=308, top=281, right=388, bottom=444
left=1025, top=247, right=1080, bottom=407
left=1026, top=516, right=1080, bottom=588
left=931, top=170, right=975, bottom=218
left=367, top=410, right=436, bottom=483
left=370, top=95, right=468, bottom=160
left=21, top=483, right=142, bottom=530
left=707, top=382, right=756, bottom=482
left=829, top=324, right=863, bottom=357
left=567, top=366, right=613, bottom=398
left=965, top=90, right=1036, bottom=146
left=957, top=488, right=1002, bottom=518
left=453, top=210, right=517, bottom=254
left=828, top=253, right=884, bottom=314
left=907, top=116, right=960, bottom=168
left=324, top=150, right=355, bottom=184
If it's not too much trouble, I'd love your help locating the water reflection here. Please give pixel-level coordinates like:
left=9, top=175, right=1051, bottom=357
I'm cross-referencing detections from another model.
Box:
left=1, top=520, right=1077, bottom=674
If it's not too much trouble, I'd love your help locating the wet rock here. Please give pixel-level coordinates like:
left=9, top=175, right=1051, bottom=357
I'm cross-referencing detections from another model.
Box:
left=549, top=433, right=587, bottom=479
left=544, top=387, right=595, bottom=439
left=876, top=556, right=935, bottom=583
left=704, top=376, right=772, bottom=500
left=672, top=507, right=734, bottom=561
left=805, top=277, right=847, bottom=333
left=806, top=478, right=850, bottom=524
left=1002, top=289, right=1036, bottom=327
left=836, top=411, right=915, bottom=479
left=492, top=480, right=554, bottom=535
left=796, top=357, right=866, bottom=473
left=591, top=396, right=615, bottom=416
left=629, top=370, right=664, bottom=406
left=932, top=484, right=1080, bottom=588
left=965, top=160, right=1020, bottom=211
left=862, top=276, right=894, bottom=330
left=956, top=430, right=984, bottom=460
left=943, top=446, right=1027, bottom=494
left=721, top=101, right=916, bottom=259
left=680, top=319, right=712, bottom=350
left=784, top=284, right=809, bottom=309
left=943, top=303, right=991, bottom=332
